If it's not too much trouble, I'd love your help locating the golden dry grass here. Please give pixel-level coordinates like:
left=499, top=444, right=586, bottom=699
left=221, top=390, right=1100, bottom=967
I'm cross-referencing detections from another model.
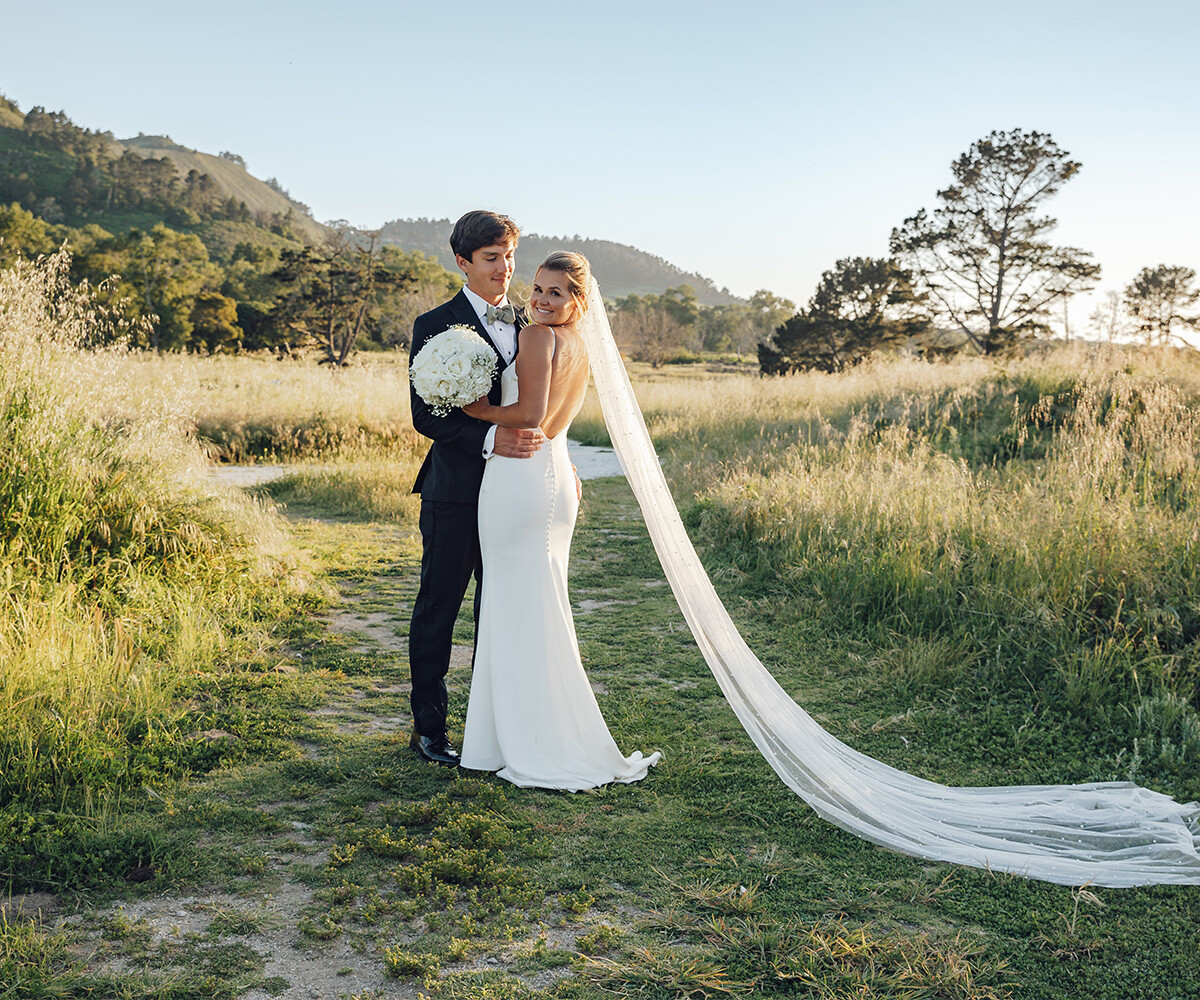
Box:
left=118, top=351, right=422, bottom=461
left=1, top=250, right=303, bottom=811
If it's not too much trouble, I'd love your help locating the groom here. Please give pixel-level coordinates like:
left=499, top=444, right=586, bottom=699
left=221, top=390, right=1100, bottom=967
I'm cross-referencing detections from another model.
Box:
left=407, top=210, right=543, bottom=766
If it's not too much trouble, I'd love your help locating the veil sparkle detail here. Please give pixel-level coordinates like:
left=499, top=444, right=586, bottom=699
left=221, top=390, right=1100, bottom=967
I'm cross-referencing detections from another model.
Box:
left=577, top=279, right=1200, bottom=888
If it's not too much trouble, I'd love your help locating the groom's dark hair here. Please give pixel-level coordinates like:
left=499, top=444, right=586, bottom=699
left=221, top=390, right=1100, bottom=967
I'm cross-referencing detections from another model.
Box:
left=450, top=210, right=520, bottom=262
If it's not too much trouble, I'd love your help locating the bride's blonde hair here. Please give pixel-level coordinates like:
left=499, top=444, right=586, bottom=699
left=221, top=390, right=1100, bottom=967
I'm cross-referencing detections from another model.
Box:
left=538, top=252, right=592, bottom=321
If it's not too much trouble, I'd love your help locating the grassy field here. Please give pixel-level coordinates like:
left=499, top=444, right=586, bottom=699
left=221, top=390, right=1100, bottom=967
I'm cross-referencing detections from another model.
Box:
left=0, top=252, right=322, bottom=893
left=3, top=256, right=1200, bottom=999
left=113, top=350, right=423, bottom=462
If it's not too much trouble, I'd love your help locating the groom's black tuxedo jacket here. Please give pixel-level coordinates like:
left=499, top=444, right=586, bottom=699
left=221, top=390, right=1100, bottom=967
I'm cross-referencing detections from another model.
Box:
left=409, top=289, right=522, bottom=502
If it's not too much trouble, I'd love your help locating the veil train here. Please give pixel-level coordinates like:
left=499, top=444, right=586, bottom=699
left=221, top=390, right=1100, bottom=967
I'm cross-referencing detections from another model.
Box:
left=578, top=279, right=1200, bottom=888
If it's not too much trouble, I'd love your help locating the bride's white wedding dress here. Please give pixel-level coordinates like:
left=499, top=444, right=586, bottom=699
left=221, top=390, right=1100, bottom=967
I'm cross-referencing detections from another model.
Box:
left=460, top=364, right=661, bottom=790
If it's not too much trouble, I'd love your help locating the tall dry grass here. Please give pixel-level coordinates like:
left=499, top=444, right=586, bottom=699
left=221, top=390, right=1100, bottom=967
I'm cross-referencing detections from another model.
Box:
left=0, top=250, right=302, bottom=827
left=673, top=348, right=1200, bottom=761
left=118, top=351, right=424, bottom=461
left=578, top=345, right=1200, bottom=493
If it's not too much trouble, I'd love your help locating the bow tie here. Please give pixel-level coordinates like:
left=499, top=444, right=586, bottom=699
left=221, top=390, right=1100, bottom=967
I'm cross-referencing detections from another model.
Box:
left=485, top=303, right=517, bottom=325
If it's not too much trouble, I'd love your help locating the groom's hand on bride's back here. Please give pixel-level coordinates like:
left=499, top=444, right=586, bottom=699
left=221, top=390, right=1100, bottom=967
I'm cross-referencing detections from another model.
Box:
left=493, top=426, right=544, bottom=459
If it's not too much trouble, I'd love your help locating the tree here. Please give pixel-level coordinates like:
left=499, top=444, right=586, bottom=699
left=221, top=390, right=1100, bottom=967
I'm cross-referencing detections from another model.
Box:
left=1087, top=290, right=1128, bottom=343
left=220, top=243, right=282, bottom=312
left=744, top=290, right=796, bottom=352
left=695, top=303, right=745, bottom=352
left=759, top=257, right=929, bottom=374
left=611, top=301, right=688, bottom=367
left=190, top=291, right=243, bottom=353
left=890, top=129, right=1100, bottom=355
left=372, top=246, right=461, bottom=349
left=759, top=314, right=837, bottom=374
left=77, top=224, right=219, bottom=349
left=657, top=284, right=700, bottom=334
left=270, top=225, right=415, bottom=365
left=0, top=202, right=60, bottom=265
left=1124, top=265, right=1200, bottom=347
left=610, top=284, right=703, bottom=362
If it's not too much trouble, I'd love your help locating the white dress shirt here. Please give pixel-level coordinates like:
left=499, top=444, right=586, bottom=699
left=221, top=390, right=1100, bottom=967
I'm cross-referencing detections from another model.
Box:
left=461, top=284, right=516, bottom=457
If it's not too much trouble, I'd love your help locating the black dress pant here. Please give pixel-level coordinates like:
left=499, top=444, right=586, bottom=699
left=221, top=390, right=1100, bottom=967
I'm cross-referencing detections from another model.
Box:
left=408, top=499, right=483, bottom=738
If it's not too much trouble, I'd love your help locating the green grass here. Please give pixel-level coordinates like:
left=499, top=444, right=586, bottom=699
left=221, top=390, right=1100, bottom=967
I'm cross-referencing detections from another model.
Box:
left=3, top=275, right=1200, bottom=1000
left=231, top=475, right=1200, bottom=999
left=685, top=367, right=1200, bottom=804
left=5, top=469, right=1199, bottom=998
left=0, top=250, right=322, bottom=893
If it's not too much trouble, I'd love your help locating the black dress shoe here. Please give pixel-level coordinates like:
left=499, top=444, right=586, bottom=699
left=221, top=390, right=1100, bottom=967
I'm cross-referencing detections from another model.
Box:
left=410, top=732, right=460, bottom=767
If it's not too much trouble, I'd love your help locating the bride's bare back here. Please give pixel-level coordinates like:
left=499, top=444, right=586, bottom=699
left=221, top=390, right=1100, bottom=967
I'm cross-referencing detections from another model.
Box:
left=539, top=327, right=589, bottom=440
left=465, top=321, right=589, bottom=439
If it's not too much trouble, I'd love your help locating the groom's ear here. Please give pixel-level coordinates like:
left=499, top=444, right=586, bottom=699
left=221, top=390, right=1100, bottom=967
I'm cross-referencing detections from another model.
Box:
left=454, top=252, right=471, bottom=274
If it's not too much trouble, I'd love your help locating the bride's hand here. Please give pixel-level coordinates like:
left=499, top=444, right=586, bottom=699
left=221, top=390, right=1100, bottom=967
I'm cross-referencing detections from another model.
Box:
left=463, top=396, right=491, bottom=419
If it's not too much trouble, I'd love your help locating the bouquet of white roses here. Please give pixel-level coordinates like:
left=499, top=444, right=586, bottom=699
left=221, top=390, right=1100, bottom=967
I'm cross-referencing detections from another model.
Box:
left=409, top=324, right=498, bottom=417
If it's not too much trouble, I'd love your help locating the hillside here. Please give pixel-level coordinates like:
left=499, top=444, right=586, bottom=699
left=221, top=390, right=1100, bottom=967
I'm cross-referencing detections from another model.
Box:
left=1, top=93, right=741, bottom=307
left=379, top=217, right=744, bottom=305
left=117, top=134, right=326, bottom=243
left=0, top=97, right=325, bottom=247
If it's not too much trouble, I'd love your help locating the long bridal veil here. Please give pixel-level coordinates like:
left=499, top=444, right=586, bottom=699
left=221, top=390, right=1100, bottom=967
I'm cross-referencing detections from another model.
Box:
left=577, top=279, right=1200, bottom=888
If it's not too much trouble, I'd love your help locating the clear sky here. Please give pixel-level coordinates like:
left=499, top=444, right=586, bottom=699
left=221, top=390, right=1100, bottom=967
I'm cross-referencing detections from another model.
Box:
left=3, top=0, right=1198, bottom=326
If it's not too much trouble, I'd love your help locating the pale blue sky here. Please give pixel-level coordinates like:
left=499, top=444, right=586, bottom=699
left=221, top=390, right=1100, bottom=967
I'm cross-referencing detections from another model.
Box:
left=5, top=0, right=1198, bottom=324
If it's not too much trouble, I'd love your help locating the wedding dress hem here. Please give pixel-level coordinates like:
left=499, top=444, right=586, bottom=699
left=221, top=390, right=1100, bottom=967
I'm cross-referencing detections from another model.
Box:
left=461, top=750, right=663, bottom=793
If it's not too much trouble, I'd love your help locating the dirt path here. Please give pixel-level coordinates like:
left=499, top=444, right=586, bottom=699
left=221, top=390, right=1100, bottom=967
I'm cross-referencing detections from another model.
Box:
left=70, top=517, right=437, bottom=999
left=28, top=469, right=642, bottom=999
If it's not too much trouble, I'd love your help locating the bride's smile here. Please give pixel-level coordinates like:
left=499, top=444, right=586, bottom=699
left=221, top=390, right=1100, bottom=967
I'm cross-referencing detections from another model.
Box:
left=529, top=270, right=576, bottom=325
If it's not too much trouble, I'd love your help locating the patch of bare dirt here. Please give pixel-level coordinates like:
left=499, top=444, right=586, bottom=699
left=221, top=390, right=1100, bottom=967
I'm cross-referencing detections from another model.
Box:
left=575, top=598, right=639, bottom=614
left=91, top=886, right=420, bottom=1000
left=0, top=891, right=59, bottom=923
left=323, top=609, right=406, bottom=652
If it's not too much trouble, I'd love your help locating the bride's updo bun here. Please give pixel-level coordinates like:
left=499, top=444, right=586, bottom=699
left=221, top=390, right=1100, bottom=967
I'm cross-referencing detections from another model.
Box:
left=538, top=251, right=592, bottom=321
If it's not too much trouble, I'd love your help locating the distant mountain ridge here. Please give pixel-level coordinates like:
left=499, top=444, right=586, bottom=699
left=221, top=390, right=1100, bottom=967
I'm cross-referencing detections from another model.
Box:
left=378, top=217, right=744, bottom=305
left=1, top=94, right=739, bottom=303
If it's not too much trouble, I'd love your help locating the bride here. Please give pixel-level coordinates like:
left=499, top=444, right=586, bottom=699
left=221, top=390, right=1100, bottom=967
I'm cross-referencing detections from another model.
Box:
left=459, top=251, right=661, bottom=790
